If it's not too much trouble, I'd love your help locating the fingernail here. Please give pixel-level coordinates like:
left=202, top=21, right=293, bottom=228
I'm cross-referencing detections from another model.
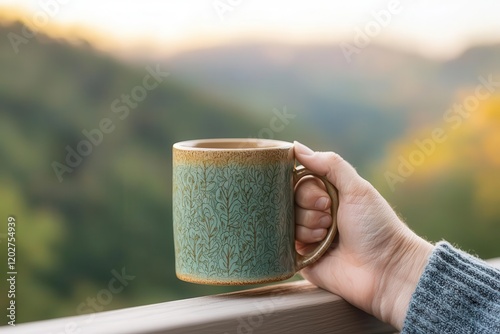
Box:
left=312, top=228, right=326, bottom=240
left=315, top=197, right=329, bottom=210
left=318, top=215, right=331, bottom=228
left=294, top=141, right=314, bottom=156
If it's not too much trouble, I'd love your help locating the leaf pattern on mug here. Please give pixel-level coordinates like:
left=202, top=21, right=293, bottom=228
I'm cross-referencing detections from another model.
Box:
left=173, top=161, right=296, bottom=280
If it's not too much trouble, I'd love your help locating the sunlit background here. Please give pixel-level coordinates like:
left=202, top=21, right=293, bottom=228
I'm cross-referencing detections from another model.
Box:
left=1, top=0, right=500, bottom=325
left=4, top=0, right=500, bottom=59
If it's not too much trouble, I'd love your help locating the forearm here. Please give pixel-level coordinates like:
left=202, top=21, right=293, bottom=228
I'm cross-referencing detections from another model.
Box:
left=373, top=232, right=434, bottom=329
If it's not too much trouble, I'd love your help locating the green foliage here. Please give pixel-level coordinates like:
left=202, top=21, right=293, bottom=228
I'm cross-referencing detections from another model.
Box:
left=373, top=96, right=500, bottom=259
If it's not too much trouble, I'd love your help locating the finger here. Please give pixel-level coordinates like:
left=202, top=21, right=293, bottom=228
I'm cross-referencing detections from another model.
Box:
left=296, top=206, right=332, bottom=229
left=294, top=141, right=366, bottom=193
left=295, top=240, right=321, bottom=256
left=295, top=177, right=330, bottom=210
left=296, top=225, right=327, bottom=244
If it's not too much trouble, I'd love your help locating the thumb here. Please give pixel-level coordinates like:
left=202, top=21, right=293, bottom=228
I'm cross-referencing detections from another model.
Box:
left=294, top=141, right=364, bottom=193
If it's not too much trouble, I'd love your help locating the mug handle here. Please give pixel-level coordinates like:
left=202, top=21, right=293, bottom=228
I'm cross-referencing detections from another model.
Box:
left=293, top=165, right=339, bottom=271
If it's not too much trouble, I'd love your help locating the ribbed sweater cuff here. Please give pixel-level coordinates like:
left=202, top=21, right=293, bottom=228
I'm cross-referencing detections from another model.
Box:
left=401, top=241, right=500, bottom=334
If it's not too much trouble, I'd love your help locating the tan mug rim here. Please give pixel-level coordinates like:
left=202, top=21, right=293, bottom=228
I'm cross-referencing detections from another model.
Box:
left=173, top=138, right=293, bottom=151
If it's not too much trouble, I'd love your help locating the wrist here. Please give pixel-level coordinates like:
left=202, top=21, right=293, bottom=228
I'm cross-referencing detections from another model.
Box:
left=373, top=229, right=434, bottom=329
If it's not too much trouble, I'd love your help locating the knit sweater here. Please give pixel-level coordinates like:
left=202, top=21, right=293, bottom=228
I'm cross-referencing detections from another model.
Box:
left=401, top=241, right=500, bottom=333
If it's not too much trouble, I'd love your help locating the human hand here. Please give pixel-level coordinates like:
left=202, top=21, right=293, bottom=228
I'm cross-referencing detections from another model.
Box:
left=294, top=141, right=434, bottom=330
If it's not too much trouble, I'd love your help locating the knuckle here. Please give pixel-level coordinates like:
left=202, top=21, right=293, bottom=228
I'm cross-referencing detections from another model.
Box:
left=324, top=151, right=344, bottom=164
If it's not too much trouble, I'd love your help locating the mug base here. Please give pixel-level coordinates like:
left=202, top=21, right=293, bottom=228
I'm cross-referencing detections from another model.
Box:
left=176, top=272, right=295, bottom=286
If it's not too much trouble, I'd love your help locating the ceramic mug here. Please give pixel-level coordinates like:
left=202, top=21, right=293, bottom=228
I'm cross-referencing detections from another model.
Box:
left=172, top=138, right=338, bottom=285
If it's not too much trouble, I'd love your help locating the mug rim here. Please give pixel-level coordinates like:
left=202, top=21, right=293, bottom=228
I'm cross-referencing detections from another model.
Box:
left=173, top=138, right=293, bottom=151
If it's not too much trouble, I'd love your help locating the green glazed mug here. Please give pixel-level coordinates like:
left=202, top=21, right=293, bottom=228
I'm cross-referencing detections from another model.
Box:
left=172, top=138, right=338, bottom=285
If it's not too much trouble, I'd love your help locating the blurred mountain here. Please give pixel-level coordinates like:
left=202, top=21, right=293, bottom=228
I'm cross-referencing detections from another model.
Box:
left=165, top=42, right=500, bottom=170
left=441, top=44, right=500, bottom=84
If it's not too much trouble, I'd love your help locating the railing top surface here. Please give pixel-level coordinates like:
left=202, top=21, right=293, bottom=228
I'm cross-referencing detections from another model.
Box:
left=2, top=281, right=393, bottom=334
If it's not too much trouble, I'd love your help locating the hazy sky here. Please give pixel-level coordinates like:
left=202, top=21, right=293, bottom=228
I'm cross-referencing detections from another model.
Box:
left=2, top=0, right=500, bottom=59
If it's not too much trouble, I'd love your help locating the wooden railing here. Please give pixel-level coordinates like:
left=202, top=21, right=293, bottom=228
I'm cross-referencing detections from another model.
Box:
left=4, top=258, right=500, bottom=334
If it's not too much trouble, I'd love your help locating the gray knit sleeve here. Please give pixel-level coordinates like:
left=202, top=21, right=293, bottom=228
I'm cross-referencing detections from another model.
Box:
left=401, top=241, right=500, bottom=334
